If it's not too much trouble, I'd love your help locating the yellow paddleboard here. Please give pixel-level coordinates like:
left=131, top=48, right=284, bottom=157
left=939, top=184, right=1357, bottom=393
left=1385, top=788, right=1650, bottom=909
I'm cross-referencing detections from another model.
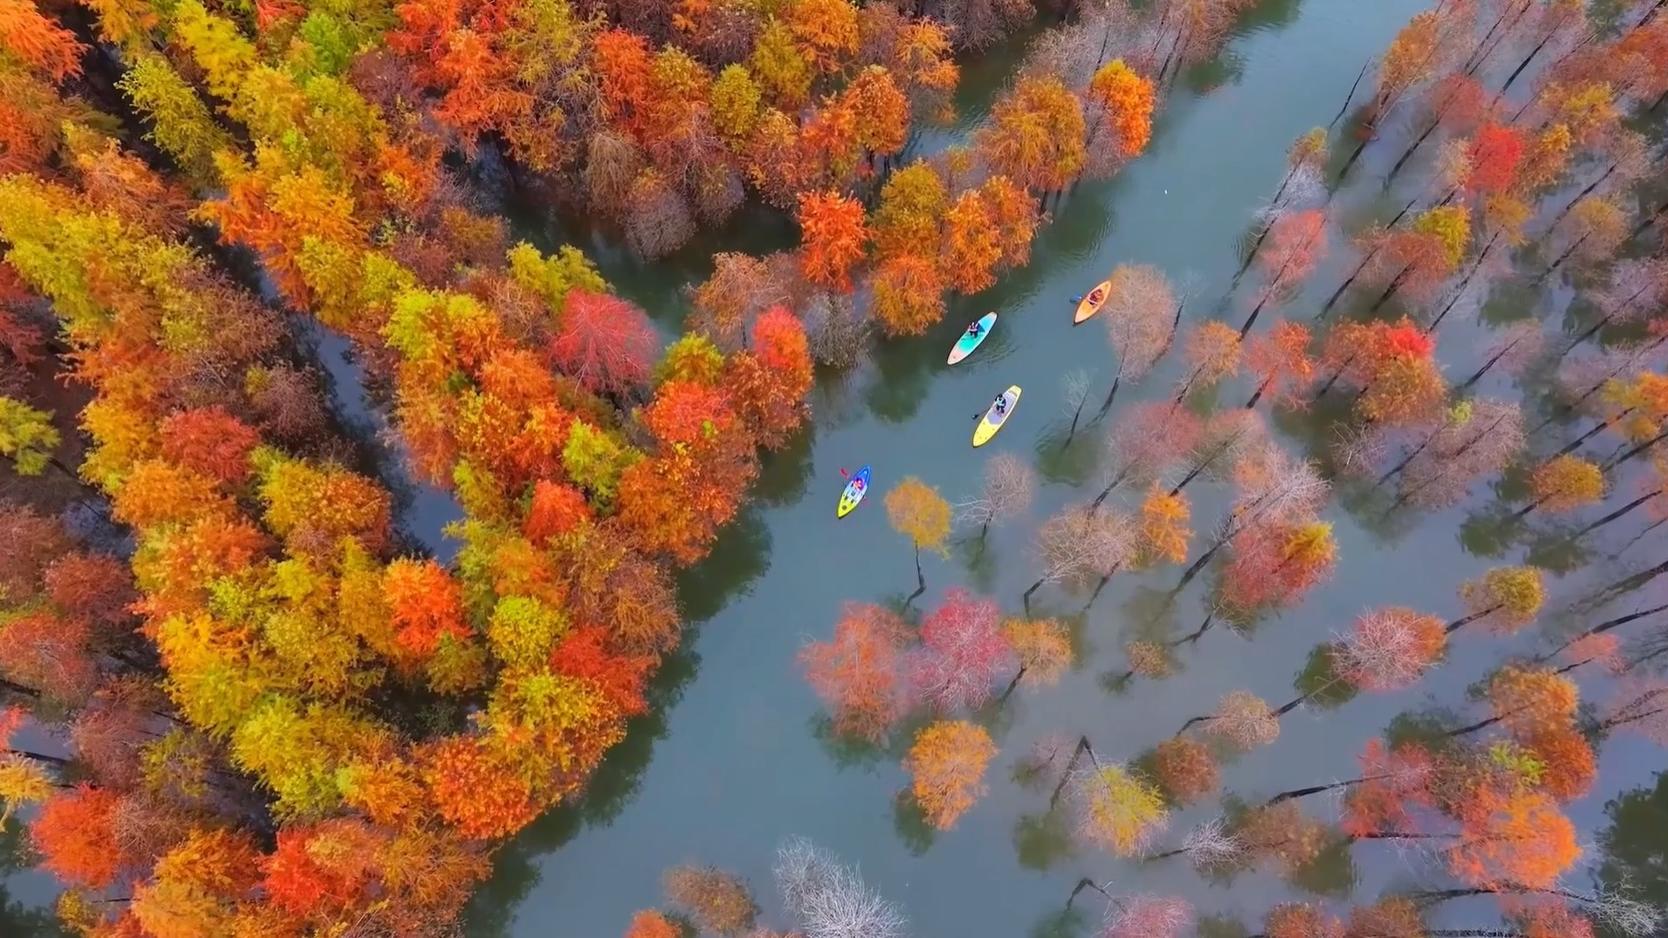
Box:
left=974, top=386, right=1021, bottom=447
left=1074, top=279, right=1112, bottom=324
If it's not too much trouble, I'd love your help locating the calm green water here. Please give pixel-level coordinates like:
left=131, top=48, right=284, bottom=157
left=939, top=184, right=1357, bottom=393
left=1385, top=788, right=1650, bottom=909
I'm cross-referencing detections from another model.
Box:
left=6, top=1, right=1666, bottom=935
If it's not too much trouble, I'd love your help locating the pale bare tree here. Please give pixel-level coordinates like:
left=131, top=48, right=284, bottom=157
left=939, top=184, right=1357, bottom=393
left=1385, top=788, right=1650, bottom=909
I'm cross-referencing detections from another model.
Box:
left=1023, top=504, right=1134, bottom=610
left=955, top=452, right=1038, bottom=542
left=1176, top=438, right=1326, bottom=590
left=1097, top=264, right=1178, bottom=416
left=1061, top=369, right=1093, bottom=445
left=774, top=838, right=907, bottom=938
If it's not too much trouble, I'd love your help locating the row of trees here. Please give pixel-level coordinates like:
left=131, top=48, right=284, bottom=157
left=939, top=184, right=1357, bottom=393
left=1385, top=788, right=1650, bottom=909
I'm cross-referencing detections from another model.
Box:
left=0, top=0, right=832, bottom=934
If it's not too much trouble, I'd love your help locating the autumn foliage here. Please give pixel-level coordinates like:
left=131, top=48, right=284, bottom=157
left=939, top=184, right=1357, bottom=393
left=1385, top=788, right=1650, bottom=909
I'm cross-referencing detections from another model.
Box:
left=903, top=720, right=997, bottom=829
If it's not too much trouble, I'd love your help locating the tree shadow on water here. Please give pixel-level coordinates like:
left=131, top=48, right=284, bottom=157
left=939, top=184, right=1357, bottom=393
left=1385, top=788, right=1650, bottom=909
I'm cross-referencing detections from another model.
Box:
left=1029, top=903, right=1090, bottom=938
left=1011, top=809, right=1076, bottom=873
left=463, top=646, right=700, bottom=936
left=892, top=791, right=936, bottom=856
left=752, top=425, right=816, bottom=508
left=1458, top=504, right=1520, bottom=559
left=0, top=823, right=69, bottom=938
left=1523, top=523, right=1593, bottom=574
left=1034, top=423, right=1102, bottom=487
left=673, top=509, right=772, bottom=623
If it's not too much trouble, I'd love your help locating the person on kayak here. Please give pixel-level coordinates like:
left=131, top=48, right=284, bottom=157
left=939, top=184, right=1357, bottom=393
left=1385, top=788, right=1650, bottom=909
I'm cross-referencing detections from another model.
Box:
left=1087, top=285, right=1105, bottom=306
left=840, top=467, right=864, bottom=492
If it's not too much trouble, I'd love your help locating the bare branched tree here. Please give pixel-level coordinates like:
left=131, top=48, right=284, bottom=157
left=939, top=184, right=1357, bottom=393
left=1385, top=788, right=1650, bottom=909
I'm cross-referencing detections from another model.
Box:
left=955, top=453, right=1037, bottom=541
left=774, top=837, right=908, bottom=938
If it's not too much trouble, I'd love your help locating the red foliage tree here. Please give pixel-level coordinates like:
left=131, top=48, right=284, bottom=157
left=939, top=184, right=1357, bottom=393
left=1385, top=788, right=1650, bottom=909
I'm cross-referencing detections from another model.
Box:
left=910, top=587, right=1011, bottom=712
left=158, top=408, right=261, bottom=483
left=550, top=291, right=658, bottom=397
left=523, top=481, right=593, bottom=544
left=32, top=785, right=121, bottom=888
left=1464, top=122, right=1525, bottom=195
left=384, top=559, right=473, bottom=664
left=725, top=305, right=812, bottom=448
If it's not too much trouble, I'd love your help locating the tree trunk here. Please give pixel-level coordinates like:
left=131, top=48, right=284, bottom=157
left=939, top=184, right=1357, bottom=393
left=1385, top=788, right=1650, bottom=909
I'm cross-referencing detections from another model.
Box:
left=1245, top=378, right=1272, bottom=409
left=1175, top=713, right=1212, bottom=735
left=1608, top=425, right=1668, bottom=470
left=1320, top=246, right=1382, bottom=318
left=1428, top=233, right=1500, bottom=335
left=1577, top=489, right=1662, bottom=538
left=1445, top=711, right=1509, bottom=738
left=1166, top=612, right=1214, bottom=648
left=1458, top=343, right=1513, bottom=393
left=1384, top=195, right=1419, bottom=231
left=1545, top=162, right=1617, bottom=233
left=1555, top=410, right=1629, bottom=458
left=1336, top=135, right=1372, bottom=183
left=1562, top=312, right=1618, bottom=359
left=1329, top=59, right=1372, bottom=130
left=1464, top=0, right=1530, bottom=74
left=1500, top=29, right=1556, bottom=95
left=1174, top=536, right=1226, bottom=591
left=1386, top=110, right=1447, bottom=183
left=1065, top=394, right=1088, bottom=446
left=1023, top=578, right=1045, bottom=612
left=906, top=545, right=926, bottom=606
left=1097, top=371, right=1123, bottom=418
left=1631, top=199, right=1668, bottom=240
left=1538, top=600, right=1668, bottom=663
left=1265, top=772, right=1395, bottom=805
left=1368, top=263, right=1414, bottom=313
left=1090, top=467, right=1130, bottom=512
left=1613, top=516, right=1668, bottom=559
left=1233, top=177, right=1301, bottom=286
left=1314, top=353, right=1356, bottom=399
left=999, top=666, right=1028, bottom=705
left=1239, top=278, right=1284, bottom=338
left=4, top=747, right=71, bottom=767
left=1535, top=233, right=1588, bottom=283
left=1510, top=495, right=1546, bottom=521
left=0, top=677, right=40, bottom=699
left=1049, top=736, right=1092, bottom=809
left=1445, top=604, right=1498, bottom=633
left=1378, top=425, right=1441, bottom=486
left=1590, top=556, right=1668, bottom=600
left=1064, top=876, right=1112, bottom=911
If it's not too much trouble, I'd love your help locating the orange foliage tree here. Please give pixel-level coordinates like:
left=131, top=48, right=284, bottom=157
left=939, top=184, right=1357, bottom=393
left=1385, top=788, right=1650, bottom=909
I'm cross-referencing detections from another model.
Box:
left=903, top=720, right=998, bottom=829
left=800, top=603, right=910, bottom=742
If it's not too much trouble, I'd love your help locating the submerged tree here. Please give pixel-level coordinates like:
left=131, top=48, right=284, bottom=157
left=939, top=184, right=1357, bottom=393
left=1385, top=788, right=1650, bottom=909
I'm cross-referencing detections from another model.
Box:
left=903, top=720, right=997, bottom=829
left=774, top=837, right=908, bottom=938
left=955, top=452, right=1036, bottom=542
left=886, top=476, right=952, bottom=601
left=1098, top=264, right=1177, bottom=414
left=800, top=603, right=910, bottom=742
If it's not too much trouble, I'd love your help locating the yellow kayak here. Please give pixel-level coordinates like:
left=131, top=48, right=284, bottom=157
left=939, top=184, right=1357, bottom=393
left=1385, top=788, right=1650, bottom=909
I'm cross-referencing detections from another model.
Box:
left=1074, top=279, right=1112, bottom=324
left=836, top=466, right=871, bottom=518
left=973, top=386, right=1021, bottom=447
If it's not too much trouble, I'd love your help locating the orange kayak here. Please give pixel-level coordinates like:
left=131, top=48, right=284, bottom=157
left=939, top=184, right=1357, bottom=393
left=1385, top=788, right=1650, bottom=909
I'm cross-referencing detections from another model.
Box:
left=1074, top=279, right=1112, bottom=324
